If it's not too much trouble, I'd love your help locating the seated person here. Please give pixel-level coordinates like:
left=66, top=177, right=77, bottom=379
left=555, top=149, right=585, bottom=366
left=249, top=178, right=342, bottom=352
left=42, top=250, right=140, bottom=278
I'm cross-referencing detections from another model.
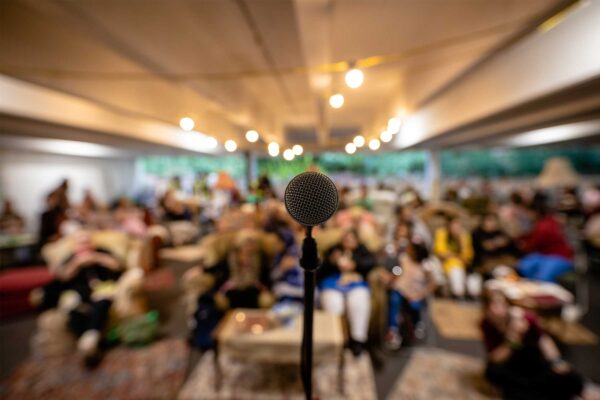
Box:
left=434, top=216, right=479, bottom=299
left=212, top=230, right=273, bottom=310
left=382, top=241, right=435, bottom=349
left=472, top=213, right=517, bottom=275
left=39, top=192, right=66, bottom=247
left=481, top=289, right=583, bottom=400
left=517, top=194, right=574, bottom=283
left=33, top=232, right=123, bottom=365
left=353, top=185, right=373, bottom=211
left=318, top=229, right=376, bottom=356
left=268, top=217, right=303, bottom=305
left=0, top=200, right=25, bottom=234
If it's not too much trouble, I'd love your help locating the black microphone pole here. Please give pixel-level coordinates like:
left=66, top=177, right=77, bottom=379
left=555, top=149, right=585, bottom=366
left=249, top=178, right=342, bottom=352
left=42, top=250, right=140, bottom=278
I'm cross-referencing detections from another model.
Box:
left=299, top=225, right=319, bottom=400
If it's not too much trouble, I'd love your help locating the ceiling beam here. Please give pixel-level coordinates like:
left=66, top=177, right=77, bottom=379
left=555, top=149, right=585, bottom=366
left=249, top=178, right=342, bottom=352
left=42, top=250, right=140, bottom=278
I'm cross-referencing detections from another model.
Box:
left=0, top=75, right=219, bottom=154
left=293, top=0, right=335, bottom=146
left=393, top=0, right=600, bottom=150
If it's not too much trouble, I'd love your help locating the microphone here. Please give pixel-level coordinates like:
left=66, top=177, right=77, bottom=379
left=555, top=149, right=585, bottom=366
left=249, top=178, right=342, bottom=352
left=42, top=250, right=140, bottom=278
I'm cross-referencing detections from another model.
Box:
left=284, top=171, right=338, bottom=400
left=284, top=171, right=339, bottom=229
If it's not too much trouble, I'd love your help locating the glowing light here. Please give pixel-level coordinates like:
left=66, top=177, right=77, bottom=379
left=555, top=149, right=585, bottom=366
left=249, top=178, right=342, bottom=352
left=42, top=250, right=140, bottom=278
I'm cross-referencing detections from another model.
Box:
left=224, top=139, right=237, bottom=152
left=206, top=136, right=218, bottom=149
left=329, top=93, right=344, bottom=109
left=268, top=142, right=280, bottom=157
left=245, top=130, right=259, bottom=143
left=292, top=144, right=303, bottom=156
left=387, top=117, right=402, bottom=133
left=368, top=138, right=381, bottom=150
left=380, top=130, right=393, bottom=143
left=353, top=135, right=365, bottom=148
left=283, top=148, right=295, bottom=161
left=179, top=117, right=195, bottom=131
left=345, top=142, right=356, bottom=154
left=345, top=68, right=364, bottom=89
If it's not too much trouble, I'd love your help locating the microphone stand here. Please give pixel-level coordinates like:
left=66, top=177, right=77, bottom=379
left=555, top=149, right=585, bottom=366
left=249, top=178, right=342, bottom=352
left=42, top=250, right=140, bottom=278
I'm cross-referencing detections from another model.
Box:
left=299, top=226, right=319, bottom=400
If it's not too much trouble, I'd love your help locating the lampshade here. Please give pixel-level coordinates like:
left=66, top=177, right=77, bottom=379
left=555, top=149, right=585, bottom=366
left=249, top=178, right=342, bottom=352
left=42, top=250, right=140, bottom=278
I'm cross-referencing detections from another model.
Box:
left=535, top=157, right=581, bottom=188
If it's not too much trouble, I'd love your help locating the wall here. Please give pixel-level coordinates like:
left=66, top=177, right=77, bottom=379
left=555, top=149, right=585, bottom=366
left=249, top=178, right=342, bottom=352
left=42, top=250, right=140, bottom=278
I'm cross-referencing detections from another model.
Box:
left=0, top=151, right=136, bottom=232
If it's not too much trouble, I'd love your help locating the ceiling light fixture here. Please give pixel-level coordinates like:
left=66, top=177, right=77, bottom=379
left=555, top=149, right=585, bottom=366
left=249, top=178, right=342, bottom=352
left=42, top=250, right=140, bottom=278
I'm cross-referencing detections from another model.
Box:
left=268, top=142, right=280, bottom=157
left=245, top=130, right=259, bottom=143
left=345, top=142, right=357, bottom=154
left=283, top=148, right=295, bottom=161
left=224, top=139, right=237, bottom=152
left=368, top=138, right=381, bottom=150
left=353, top=135, right=365, bottom=148
left=179, top=117, right=195, bottom=131
left=206, top=136, right=218, bottom=149
left=380, top=130, right=393, bottom=143
left=292, top=144, right=303, bottom=156
left=329, top=93, right=344, bottom=109
left=345, top=68, right=364, bottom=89
left=387, top=117, right=402, bottom=133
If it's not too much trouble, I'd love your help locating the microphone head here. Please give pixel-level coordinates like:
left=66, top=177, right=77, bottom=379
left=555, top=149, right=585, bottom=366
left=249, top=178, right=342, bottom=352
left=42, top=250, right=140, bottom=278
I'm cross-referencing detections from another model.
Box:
left=284, top=171, right=339, bottom=226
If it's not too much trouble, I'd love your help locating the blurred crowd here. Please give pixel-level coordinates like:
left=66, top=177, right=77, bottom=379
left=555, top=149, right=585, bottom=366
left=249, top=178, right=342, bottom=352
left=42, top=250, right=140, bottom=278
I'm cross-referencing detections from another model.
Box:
left=2, top=169, right=600, bottom=399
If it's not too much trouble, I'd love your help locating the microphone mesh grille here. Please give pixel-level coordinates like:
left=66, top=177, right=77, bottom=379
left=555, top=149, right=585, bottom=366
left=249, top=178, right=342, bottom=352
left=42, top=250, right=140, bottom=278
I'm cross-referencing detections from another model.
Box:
left=284, top=171, right=339, bottom=226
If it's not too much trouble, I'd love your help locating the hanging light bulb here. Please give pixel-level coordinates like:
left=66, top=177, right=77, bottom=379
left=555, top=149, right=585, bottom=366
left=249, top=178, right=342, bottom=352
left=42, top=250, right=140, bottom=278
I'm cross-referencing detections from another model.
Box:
left=329, top=93, right=345, bottom=109
left=345, top=68, right=364, bottom=89
left=283, top=149, right=295, bottom=161
left=368, top=138, right=381, bottom=150
left=345, top=142, right=357, bottom=154
left=292, top=144, right=303, bottom=156
left=387, top=117, right=402, bottom=133
left=380, top=130, right=393, bottom=143
left=353, top=135, right=365, bottom=148
left=245, top=130, right=259, bottom=143
left=224, top=140, right=237, bottom=152
left=206, top=136, right=218, bottom=149
left=179, top=117, right=195, bottom=131
left=268, top=142, right=280, bottom=157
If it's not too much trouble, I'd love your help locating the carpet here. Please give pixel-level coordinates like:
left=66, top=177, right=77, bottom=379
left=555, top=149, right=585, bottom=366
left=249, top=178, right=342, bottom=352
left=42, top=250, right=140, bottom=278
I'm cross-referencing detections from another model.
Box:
left=431, top=299, right=599, bottom=345
left=543, top=318, right=599, bottom=346
left=387, top=348, right=499, bottom=400
left=160, top=246, right=205, bottom=263
left=0, top=338, right=189, bottom=400
left=430, top=299, right=482, bottom=340
left=178, top=350, right=376, bottom=400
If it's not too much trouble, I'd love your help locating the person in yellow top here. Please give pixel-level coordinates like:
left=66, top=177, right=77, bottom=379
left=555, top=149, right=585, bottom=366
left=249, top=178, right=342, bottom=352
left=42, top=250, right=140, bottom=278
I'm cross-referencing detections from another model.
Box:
left=434, top=216, right=480, bottom=299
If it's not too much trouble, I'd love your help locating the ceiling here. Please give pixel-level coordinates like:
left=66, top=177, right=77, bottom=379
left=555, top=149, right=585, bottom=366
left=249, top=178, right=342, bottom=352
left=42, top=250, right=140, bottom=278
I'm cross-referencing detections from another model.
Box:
left=0, top=0, right=577, bottom=153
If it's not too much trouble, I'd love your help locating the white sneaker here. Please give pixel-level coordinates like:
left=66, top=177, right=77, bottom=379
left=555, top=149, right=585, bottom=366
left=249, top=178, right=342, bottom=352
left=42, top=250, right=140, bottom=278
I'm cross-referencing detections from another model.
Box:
left=78, top=329, right=100, bottom=356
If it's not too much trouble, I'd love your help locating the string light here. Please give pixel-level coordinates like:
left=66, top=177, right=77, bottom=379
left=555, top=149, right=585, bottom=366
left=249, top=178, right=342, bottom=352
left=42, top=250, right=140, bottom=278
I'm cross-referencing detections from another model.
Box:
left=268, top=142, right=280, bottom=157
left=345, top=68, right=364, bottom=89
left=353, top=135, right=365, bottom=148
left=283, top=149, right=295, bottom=161
left=245, top=130, right=259, bottom=142
left=368, top=138, right=381, bottom=150
left=345, top=143, right=357, bottom=154
left=380, top=130, right=393, bottom=143
left=387, top=117, right=402, bottom=133
left=179, top=117, right=195, bottom=131
left=224, top=139, right=237, bottom=152
left=329, top=93, right=344, bottom=109
left=292, top=144, right=303, bottom=156
left=207, top=136, right=218, bottom=149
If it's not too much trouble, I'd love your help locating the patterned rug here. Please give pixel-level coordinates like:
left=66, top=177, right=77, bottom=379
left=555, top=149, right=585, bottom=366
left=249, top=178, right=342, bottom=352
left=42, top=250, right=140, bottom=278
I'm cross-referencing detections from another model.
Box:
left=0, top=339, right=189, bottom=400
left=430, top=299, right=482, bottom=340
left=430, top=299, right=598, bottom=345
left=178, top=350, right=376, bottom=400
left=387, top=348, right=499, bottom=400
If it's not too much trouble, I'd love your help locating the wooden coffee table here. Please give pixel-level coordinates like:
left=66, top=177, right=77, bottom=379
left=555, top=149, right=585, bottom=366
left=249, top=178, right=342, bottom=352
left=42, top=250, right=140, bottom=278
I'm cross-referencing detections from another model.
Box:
left=213, top=308, right=345, bottom=393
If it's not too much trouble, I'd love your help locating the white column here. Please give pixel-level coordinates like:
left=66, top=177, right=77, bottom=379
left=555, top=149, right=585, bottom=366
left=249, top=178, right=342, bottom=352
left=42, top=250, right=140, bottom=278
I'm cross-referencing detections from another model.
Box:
left=424, top=150, right=441, bottom=201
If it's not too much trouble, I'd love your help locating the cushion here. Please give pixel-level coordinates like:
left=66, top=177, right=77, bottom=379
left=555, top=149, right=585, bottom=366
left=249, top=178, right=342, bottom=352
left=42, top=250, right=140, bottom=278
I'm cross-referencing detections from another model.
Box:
left=0, top=266, right=52, bottom=319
